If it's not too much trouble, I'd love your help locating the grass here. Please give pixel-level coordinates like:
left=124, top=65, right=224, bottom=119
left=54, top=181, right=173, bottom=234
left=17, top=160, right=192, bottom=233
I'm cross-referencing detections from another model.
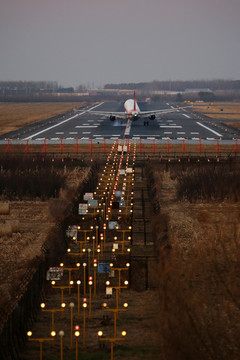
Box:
left=50, top=350, right=108, bottom=360
left=193, top=102, right=240, bottom=120
left=48, top=346, right=162, bottom=360
left=115, top=344, right=162, bottom=358
left=0, top=102, right=85, bottom=135
left=176, top=165, right=240, bottom=202
left=151, top=163, right=240, bottom=360
left=224, top=121, right=240, bottom=130
left=131, top=245, right=154, bottom=255
left=117, top=315, right=146, bottom=324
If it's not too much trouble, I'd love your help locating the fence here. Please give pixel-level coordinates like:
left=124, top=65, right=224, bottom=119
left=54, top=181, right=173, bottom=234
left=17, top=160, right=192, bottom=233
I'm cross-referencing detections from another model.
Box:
left=0, top=138, right=240, bottom=160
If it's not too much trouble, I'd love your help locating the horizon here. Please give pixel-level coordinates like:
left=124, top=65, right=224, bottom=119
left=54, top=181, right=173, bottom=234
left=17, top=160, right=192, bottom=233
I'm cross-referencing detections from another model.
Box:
left=1, top=0, right=240, bottom=87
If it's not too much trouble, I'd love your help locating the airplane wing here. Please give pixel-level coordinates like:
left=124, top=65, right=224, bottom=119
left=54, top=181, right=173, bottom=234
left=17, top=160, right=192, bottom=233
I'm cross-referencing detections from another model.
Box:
left=77, top=105, right=192, bottom=119
left=140, top=106, right=192, bottom=118
left=86, top=110, right=128, bottom=119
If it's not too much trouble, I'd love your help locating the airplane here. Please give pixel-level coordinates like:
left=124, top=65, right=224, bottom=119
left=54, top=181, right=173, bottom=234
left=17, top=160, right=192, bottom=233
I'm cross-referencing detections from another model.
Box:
left=81, top=91, right=191, bottom=123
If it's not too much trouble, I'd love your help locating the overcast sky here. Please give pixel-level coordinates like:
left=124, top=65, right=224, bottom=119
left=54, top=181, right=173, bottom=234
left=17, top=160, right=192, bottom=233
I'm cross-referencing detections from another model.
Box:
left=0, top=0, right=240, bottom=87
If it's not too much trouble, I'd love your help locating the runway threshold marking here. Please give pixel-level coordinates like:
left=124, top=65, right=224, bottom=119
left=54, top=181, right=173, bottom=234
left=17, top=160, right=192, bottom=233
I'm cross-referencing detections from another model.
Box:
left=196, top=122, right=223, bottom=137
left=23, top=102, right=104, bottom=140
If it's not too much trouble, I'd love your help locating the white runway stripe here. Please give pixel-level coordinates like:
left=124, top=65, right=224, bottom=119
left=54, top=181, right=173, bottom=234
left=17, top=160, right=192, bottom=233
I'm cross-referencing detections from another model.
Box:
left=196, top=122, right=222, bottom=137
left=160, top=125, right=182, bottom=128
left=75, top=125, right=98, bottom=128
left=23, top=102, right=104, bottom=140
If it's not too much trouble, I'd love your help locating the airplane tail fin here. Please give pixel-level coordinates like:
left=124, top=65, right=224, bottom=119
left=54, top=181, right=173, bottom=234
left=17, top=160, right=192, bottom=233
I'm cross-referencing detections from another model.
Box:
left=134, top=90, right=136, bottom=111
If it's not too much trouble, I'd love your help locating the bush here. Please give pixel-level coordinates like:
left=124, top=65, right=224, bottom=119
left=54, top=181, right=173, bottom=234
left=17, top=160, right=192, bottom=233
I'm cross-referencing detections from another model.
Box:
left=0, top=169, right=66, bottom=200
left=177, top=167, right=240, bottom=202
left=157, top=224, right=240, bottom=360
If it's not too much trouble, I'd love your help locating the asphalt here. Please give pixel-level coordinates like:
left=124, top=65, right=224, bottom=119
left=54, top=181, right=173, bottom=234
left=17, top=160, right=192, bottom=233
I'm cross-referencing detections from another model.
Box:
left=0, top=101, right=239, bottom=144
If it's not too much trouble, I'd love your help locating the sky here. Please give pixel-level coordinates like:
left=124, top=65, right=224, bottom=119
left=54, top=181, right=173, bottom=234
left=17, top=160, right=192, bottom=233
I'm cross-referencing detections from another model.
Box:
left=0, top=0, right=240, bottom=87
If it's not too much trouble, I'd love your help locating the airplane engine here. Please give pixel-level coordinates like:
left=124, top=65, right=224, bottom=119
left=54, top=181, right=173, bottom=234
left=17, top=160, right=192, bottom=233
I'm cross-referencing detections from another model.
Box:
left=149, top=115, right=156, bottom=120
left=110, top=115, right=116, bottom=121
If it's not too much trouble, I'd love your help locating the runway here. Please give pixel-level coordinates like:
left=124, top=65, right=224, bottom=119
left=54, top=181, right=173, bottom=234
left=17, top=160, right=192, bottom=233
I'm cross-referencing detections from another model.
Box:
left=0, top=101, right=238, bottom=143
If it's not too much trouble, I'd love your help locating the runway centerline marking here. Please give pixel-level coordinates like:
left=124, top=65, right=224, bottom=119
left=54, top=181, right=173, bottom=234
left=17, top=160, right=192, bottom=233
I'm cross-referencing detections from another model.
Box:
left=23, top=102, right=104, bottom=140
left=196, top=122, right=223, bottom=137
left=124, top=119, right=131, bottom=137
left=160, top=125, right=182, bottom=128
left=75, top=125, right=98, bottom=128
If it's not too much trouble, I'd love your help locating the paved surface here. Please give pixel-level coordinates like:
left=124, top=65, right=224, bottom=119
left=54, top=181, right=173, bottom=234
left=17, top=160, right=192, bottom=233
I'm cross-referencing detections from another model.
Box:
left=0, top=101, right=239, bottom=143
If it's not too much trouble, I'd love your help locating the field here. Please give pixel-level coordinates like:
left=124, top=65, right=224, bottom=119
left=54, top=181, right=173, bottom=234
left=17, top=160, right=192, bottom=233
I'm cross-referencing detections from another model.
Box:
left=0, top=158, right=92, bottom=337
left=193, top=102, right=240, bottom=131
left=0, top=102, right=85, bottom=135
left=193, top=102, right=240, bottom=119
left=149, top=162, right=240, bottom=359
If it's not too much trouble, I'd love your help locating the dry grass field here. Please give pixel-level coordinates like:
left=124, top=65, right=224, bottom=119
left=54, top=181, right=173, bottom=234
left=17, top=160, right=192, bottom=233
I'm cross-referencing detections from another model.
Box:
left=0, top=102, right=85, bottom=135
left=193, top=102, right=240, bottom=131
left=0, top=164, right=91, bottom=331
left=193, top=102, right=240, bottom=120
left=149, top=164, right=240, bottom=360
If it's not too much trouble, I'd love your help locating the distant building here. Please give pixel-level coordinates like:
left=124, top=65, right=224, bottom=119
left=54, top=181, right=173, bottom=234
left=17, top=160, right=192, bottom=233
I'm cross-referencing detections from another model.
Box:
left=185, top=88, right=214, bottom=93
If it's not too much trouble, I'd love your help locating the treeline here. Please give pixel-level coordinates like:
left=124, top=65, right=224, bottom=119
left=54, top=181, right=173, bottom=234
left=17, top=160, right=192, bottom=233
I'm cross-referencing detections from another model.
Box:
left=0, top=81, right=58, bottom=94
left=104, top=79, right=240, bottom=91
left=0, top=81, right=88, bottom=95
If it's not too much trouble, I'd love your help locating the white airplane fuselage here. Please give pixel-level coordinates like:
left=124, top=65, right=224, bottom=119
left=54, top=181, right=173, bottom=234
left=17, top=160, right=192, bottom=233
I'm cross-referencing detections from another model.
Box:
left=124, top=99, right=140, bottom=119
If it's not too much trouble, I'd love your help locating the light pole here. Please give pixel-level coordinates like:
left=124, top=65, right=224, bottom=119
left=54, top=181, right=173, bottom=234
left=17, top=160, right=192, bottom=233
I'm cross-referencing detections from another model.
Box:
left=83, top=262, right=87, bottom=297
left=59, top=330, right=64, bottom=360
left=27, top=331, right=55, bottom=360
left=100, top=232, right=104, bottom=259
left=40, top=303, right=65, bottom=337
left=69, top=302, right=75, bottom=350
left=93, top=260, right=98, bottom=298
left=110, top=262, right=130, bottom=294
left=106, top=281, right=128, bottom=318
left=51, top=283, right=72, bottom=317
left=82, top=300, right=88, bottom=348
left=87, top=248, right=91, bottom=277
left=88, top=278, right=93, bottom=318
left=103, top=223, right=107, bottom=250
left=97, top=245, right=101, bottom=263
left=92, top=235, right=95, bottom=258
left=77, top=280, right=81, bottom=319
left=59, top=263, right=81, bottom=294
left=75, top=329, right=80, bottom=360
left=97, top=330, right=127, bottom=360
left=103, top=303, right=128, bottom=338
